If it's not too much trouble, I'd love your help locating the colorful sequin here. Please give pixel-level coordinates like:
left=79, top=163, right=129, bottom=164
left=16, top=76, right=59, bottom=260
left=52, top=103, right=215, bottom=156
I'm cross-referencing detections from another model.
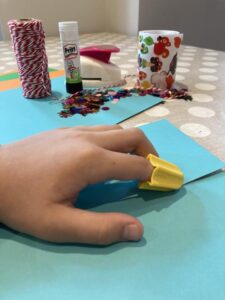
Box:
left=59, top=87, right=192, bottom=118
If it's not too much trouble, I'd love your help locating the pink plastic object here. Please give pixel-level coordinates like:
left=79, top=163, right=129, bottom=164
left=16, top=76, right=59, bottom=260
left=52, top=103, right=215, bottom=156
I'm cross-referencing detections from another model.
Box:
left=80, top=45, right=120, bottom=64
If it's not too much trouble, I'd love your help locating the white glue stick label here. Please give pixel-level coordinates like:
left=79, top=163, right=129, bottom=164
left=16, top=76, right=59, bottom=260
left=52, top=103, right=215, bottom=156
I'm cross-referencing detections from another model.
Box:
left=62, top=42, right=82, bottom=84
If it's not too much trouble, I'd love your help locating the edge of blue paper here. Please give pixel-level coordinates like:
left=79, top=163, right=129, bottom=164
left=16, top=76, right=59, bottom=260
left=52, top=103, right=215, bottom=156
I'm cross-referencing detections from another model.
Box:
left=139, top=119, right=224, bottom=184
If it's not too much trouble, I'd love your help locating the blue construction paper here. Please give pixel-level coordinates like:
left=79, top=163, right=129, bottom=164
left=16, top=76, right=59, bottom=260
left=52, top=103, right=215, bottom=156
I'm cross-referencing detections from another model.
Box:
left=1, top=172, right=225, bottom=300
left=139, top=119, right=224, bottom=183
left=0, top=76, right=162, bottom=144
left=1, top=77, right=225, bottom=299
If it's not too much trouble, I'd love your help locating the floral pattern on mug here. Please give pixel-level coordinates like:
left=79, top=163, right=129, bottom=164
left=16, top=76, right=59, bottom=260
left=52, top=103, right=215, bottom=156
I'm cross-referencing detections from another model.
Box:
left=169, top=53, right=177, bottom=75
left=174, top=37, right=182, bottom=48
left=138, top=70, right=147, bottom=80
left=150, top=57, right=163, bottom=72
left=138, top=31, right=183, bottom=89
left=154, top=36, right=171, bottom=58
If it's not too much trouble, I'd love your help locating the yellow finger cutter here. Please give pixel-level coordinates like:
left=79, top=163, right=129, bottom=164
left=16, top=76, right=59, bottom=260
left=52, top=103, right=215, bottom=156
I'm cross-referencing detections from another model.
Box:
left=139, top=154, right=184, bottom=192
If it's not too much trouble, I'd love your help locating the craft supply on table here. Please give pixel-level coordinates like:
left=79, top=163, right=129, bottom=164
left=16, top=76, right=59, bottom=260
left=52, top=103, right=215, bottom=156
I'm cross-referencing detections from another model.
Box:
left=80, top=45, right=123, bottom=88
left=80, top=45, right=120, bottom=64
left=137, top=30, right=183, bottom=89
left=59, top=21, right=83, bottom=94
left=8, top=19, right=51, bottom=99
left=139, top=154, right=184, bottom=191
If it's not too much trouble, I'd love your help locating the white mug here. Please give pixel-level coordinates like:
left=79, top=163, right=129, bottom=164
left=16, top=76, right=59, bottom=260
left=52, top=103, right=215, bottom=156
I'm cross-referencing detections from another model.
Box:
left=137, top=30, right=183, bottom=89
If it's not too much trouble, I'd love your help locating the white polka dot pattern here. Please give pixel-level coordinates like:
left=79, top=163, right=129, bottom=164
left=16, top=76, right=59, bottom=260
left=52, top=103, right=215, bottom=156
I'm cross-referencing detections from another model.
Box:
left=0, top=57, right=14, bottom=61
left=176, top=74, right=185, bottom=81
left=188, top=106, right=215, bottom=118
left=177, top=62, right=191, bottom=67
left=192, top=94, right=214, bottom=102
left=176, top=67, right=190, bottom=73
left=199, top=68, right=217, bottom=73
left=145, top=106, right=170, bottom=117
left=204, top=52, right=219, bottom=56
left=0, top=48, right=9, bottom=52
left=111, top=56, right=120, bottom=61
left=121, top=69, right=129, bottom=75
left=48, top=54, right=61, bottom=58
left=183, top=48, right=197, bottom=52
left=202, top=62, right=219, bottom=67
left=181, top=52, right=195, bottom=56
left=180, top=123, right=211, bottom=138
left=48, top=63, right=61, bottom=68
left=202, top=57, right=217, bottom=61
left=119, top=64, right=134, bottom=69
left=128, top=59, right=137, bottom=63
left=195, top=83, right=216, bottom=91
left=179, top=57, right=194, bottom=61
left=198, top=75, right=218, bottom=82
left=116, top=52, right=129, bottom=56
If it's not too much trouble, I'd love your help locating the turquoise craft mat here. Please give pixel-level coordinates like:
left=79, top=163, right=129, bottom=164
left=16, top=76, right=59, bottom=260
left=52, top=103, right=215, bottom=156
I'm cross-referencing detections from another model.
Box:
left=1, top=172, right=225, bottom=300
left=0, top=120, right=225, bottom=299
left=0, top=76, right=162, bottom=144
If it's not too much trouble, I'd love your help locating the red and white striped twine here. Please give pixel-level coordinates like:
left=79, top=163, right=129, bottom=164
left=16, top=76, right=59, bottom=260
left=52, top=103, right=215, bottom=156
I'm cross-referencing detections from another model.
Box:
left=8, top=19, right=51, bottom=99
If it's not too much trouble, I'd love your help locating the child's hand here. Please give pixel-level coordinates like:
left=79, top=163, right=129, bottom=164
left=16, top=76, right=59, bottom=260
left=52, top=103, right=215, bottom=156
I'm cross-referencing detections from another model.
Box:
left=0, top=125, right=157, bottom=245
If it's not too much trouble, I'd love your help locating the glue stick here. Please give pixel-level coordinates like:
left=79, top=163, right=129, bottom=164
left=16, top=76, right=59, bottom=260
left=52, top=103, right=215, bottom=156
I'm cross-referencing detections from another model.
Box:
left=58, top=21, right=83, bottom=93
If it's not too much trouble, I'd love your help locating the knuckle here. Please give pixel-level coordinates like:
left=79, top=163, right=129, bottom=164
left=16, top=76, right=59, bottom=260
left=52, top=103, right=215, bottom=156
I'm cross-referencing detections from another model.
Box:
left=139, top=156, right=149, bottom=168
left=129, top=127, right=146, bottom=140
left=82, top=145, right=99, bottom=157
left=65, top=128, right=89, bottom=142
left=95, top=226, right=112, bottom=245
left=78, top=145, right=102, bottom=165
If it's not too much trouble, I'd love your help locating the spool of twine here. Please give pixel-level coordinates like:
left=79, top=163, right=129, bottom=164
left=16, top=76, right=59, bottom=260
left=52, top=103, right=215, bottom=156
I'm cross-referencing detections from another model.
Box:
left=8, top=19, right=51, bottom=99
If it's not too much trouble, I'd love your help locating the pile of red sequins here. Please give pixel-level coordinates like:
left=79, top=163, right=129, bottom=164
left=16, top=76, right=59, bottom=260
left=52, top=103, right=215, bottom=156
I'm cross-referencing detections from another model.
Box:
left=59, top=87, right=192, bottom=118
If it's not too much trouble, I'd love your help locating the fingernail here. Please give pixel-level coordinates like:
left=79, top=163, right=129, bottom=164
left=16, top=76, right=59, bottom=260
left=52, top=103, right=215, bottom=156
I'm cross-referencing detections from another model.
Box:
left=123, top=224, right=141, bottom=241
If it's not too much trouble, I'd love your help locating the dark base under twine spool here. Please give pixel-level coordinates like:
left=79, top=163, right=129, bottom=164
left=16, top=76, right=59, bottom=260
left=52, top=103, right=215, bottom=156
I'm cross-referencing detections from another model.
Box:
left=8, top=19, right=51, bottom=99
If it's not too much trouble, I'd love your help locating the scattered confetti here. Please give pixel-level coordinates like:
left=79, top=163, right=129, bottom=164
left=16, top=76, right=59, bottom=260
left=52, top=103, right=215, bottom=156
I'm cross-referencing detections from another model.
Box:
left=59, top=88, right=130, bottom=117
left=112, top=98, right=119, bottom=104
left=59, top=86, right=192, bottom=118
